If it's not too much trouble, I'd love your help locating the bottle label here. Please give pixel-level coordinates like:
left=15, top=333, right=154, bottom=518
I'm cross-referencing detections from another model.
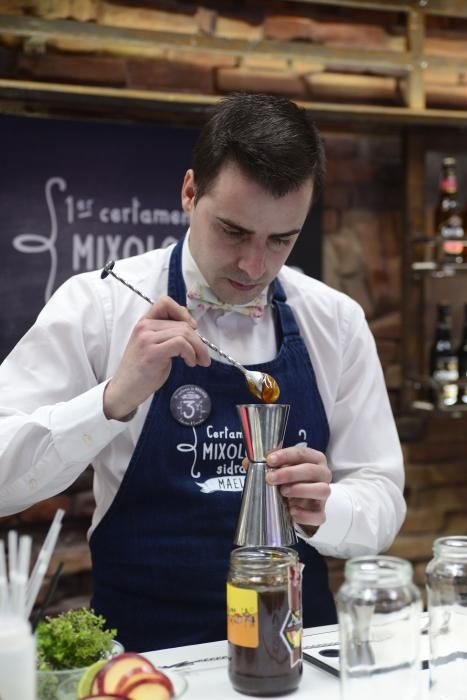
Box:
left=226, top=583, right=259, bottom=648
left=279, top=564, right=303, bottom=668
left=441, top=175, right=457, bottom=194
left=433, top=358, right=458, bottom=405
left=433, top=359, right=458, bottom=382
left=440, top=214, right=464, bottom=255
left=442, top=240, right=464, bottom=256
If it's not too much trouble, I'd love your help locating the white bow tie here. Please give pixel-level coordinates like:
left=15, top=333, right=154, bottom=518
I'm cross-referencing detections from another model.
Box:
left=186, top=284, right=265, bottom=321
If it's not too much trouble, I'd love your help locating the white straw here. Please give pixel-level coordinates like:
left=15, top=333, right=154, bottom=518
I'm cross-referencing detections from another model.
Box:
left=25, top=510, right=64, bottom=617
left=7, top=530, right=18, bottom=613
left=0, top=540, right=10, bottom=613
left=26, top=509, right=64, bottom=601
left=14, top=535, right=32, bottom=618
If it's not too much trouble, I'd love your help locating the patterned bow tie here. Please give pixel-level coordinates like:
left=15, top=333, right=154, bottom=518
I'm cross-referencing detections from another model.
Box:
left=186, top=283, right=265, bottom=321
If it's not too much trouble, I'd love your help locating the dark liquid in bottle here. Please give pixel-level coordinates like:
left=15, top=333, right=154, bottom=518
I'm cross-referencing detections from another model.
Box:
left=228, top=587, right=302, bottom=696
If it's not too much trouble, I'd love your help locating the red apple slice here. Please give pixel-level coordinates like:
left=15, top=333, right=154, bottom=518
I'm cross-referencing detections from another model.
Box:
left=95, top=652, right=157, bottom=694
left=117, top=670, right=174, bottom=696
left=125, top=677, right=171, bottom=700
left=91, top=674, right=101, bottom=696
left=80, top=695, right=128, bottom=699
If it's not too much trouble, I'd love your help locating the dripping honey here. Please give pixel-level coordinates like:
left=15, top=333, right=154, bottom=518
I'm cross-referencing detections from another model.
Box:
left=246, top=374, right=280, bottom=403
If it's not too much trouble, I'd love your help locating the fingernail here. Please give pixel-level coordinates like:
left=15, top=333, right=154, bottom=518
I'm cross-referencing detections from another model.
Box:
left=268, top=454, right=277, bottom=465
left=266, top=472, right=277, bottom=484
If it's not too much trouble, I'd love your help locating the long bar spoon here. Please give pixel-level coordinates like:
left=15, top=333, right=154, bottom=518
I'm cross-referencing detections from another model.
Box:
left=101, top=260, right=280, bottom=403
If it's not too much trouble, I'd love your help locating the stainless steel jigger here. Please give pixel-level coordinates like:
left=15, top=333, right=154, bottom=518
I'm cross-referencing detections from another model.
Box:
left=234, top=404, right=297, bottom=547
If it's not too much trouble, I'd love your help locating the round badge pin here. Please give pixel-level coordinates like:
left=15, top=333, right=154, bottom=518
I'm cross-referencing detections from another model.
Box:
left=170, top=384, right=212, bottom=426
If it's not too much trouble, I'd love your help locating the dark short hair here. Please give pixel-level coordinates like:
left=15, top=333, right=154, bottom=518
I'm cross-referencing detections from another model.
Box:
left=192, top=93, right=325, bottom=205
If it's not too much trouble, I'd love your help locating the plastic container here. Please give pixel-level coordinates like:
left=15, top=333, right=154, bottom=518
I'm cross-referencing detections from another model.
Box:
left=0, top=614, right=35, bottom=700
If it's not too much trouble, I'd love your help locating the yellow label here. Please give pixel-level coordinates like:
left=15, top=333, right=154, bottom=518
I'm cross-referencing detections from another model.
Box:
left=226, top=583, right=258, bottom=648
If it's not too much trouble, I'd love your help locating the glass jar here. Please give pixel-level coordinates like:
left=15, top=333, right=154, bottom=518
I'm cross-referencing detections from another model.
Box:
left=426, top=536, right=467, bottom=700
left=227, top=547, right=303, bottom=697
left=337, top=555, right=422, bottom=700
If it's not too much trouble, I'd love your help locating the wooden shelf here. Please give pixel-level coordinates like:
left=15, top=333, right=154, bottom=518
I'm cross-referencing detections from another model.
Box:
left=289, top=0, right=467, bottom=16
left=0, top=15, right=414, bottom=70
left=407, top=375, right=467, bottom=415
left=410, top=400, right=467, bottom=415
left=411, top=262, right=467, bottom=274
left=1, top=0, right=467, bottom=122
left=2, top=78, right=467, bottom=128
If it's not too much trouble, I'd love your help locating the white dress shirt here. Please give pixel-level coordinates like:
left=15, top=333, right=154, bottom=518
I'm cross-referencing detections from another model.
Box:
left=0, top=234, right=405, bottom=558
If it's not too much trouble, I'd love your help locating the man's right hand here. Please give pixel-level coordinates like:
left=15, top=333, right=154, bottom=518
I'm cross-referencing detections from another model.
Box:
left=103, top=296, right=211, bottom=421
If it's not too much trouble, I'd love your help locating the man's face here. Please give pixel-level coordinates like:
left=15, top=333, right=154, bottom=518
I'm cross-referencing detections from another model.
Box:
left=181, top=161, right=314, bottom=305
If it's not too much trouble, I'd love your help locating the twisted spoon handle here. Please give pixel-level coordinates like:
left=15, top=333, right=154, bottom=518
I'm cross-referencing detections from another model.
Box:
left=196, top=335, right=245, bottom=373
left=101, top=260, right=246, bottom=373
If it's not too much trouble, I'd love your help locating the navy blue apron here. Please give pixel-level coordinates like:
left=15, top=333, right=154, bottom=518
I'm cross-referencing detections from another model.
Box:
left=90, top=237, right=336, bottom=652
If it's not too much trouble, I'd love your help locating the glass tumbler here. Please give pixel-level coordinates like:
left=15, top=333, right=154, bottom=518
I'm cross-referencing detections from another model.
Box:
left=337, top=555, right=422, bottom=700
left=426, top=536, right=467, bottom=700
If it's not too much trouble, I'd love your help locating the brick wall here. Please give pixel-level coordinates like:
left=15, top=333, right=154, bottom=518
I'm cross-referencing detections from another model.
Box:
left=2, top=1, right=467, bottom=109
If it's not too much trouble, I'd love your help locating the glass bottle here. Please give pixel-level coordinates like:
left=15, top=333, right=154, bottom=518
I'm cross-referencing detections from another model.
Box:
left=457, top=304, right=467, bottom=405
left=337, top=555, right=422, bottom=700
left=430, top=302, right=458, bottom=408
left=434, top=157, right=464, bottom=265
left=426, top=536, right=467, bottom=700
left=227, top=547, right=303, bottom=696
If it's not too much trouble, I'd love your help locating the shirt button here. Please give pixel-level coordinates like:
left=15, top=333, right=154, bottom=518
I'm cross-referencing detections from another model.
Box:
left=82, top=433, right=93, bottom=445
left=29, top=478, right=37, bottom=490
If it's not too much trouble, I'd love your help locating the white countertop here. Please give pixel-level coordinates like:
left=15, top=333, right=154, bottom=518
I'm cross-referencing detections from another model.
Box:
left=143, top=623, right=430, bottom=699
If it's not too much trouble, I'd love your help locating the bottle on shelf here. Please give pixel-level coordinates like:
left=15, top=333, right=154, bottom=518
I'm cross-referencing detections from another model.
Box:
left=430, top=302, right=458, bottom=408
left=457, top=303, right=467, bottom=405
left=434, top=157, right=464, bottom=265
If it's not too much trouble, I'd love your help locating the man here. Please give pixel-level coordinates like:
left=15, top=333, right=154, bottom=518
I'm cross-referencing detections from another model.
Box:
left=0, top=93, right=405, bottom=651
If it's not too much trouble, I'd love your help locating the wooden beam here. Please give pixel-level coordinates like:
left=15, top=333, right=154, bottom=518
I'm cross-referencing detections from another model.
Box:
left=401, top=128, right=427, bottom=410
left=288, top=0, right=467, bottom=17
left=413, top=0, right=467, bottom=18
left=0, top=15, right=412, bottom=73
left=406, top=8, right=426, bottom=110
left=288, top=0, right=412, bottom=11
left=2, top=78, right=467, bottom=127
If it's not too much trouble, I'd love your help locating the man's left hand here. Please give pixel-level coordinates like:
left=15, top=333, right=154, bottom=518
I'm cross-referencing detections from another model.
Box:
left=265, top=446, right=332, bottom=536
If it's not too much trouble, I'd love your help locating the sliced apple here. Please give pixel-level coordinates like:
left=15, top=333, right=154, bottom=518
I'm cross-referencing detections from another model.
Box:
left=80, top=695, right=128, bottom=699
left=125, top=677, right=171, bottom=700
left=91, top=674, right=101, bottom=696
left=117, top=670, right=174, bottom=696
left=95, top=652, right=157, bottom=694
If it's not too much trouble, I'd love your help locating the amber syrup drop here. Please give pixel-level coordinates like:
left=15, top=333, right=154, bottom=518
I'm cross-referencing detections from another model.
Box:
left=246, top=374, right=280, bottom=403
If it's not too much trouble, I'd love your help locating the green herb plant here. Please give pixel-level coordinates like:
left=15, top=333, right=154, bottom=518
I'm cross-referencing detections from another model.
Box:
left=36, top=607, right=117, bottom=671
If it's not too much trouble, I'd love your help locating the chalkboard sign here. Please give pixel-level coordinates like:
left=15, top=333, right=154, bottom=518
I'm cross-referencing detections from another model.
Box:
left=0, top=113, right=321, bottom=361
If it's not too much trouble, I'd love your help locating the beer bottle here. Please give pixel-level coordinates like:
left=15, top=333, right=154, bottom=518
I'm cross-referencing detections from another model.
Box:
left=430, top=302, right=458, bottom=407
left=457, top=304, right=467, bottom=405
left=434, top=157, right=464, bottom=264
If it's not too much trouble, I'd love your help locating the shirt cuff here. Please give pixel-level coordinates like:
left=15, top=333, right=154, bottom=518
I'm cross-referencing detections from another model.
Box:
left=50, top=382, right=131, bottom=464
left=296, top=483, right=353, bottom=548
